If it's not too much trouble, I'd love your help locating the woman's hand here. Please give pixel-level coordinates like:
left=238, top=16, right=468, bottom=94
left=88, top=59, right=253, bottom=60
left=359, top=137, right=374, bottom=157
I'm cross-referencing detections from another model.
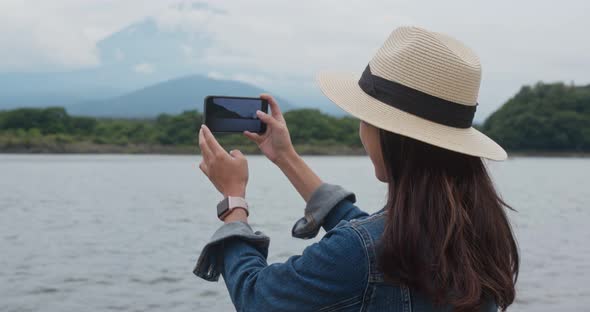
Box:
left=245, top=94, right=323, bottom=202
left=244, top=94, right=296, bottom=165
left=199, top=125, right=248, bottom=198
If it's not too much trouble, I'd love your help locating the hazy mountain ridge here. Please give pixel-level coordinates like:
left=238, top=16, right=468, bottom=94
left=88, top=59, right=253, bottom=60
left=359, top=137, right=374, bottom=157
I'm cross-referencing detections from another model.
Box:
left=0, top=7, right=339, bottom=116
left=0, top=17, right=205, bottom=110
left=66, top=75, right=293, bottom=117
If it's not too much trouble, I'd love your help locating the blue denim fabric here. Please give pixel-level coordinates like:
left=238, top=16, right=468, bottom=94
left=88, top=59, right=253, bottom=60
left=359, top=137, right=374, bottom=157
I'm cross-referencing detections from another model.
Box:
left=194, top=184, right=497, bottom=311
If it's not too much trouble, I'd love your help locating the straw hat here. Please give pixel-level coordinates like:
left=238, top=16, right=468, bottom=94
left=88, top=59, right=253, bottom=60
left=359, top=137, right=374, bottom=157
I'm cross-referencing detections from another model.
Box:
left=317, top=26, right=507, bottom=160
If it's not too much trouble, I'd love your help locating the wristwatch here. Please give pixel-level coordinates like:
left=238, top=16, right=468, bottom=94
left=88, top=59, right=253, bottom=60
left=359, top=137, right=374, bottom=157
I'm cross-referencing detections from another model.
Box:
left=217, top=196, right=249, bottom=220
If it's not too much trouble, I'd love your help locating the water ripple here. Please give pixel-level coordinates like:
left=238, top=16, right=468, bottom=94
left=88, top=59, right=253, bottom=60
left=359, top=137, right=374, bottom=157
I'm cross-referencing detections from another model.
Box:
left=1, top=155, right=588, bottom=312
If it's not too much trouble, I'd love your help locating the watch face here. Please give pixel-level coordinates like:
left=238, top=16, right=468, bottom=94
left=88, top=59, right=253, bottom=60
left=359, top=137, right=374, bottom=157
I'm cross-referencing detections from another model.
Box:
left=216, top=197, right=248, bottom=220
left=217, top=197, right=229, bottom=219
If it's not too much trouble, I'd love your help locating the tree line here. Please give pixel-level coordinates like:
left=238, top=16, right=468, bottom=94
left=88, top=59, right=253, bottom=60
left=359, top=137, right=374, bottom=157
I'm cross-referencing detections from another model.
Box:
left=1, top=81, right=589, bottom=153
left=0, top=107, right=362, bottom=150
left=483, top=82, right=590, bottom=152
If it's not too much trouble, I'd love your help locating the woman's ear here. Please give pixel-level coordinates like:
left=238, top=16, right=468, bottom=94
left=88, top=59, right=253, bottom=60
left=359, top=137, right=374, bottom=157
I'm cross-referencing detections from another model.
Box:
left=360, top=121, right=387, bottom=182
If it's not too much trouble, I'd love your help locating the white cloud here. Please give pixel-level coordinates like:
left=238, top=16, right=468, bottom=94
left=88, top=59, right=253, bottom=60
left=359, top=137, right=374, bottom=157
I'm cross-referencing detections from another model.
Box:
left=114, top=49, right=125, bottom=62
left=0, top=0, right=168, bottom=71
left=156, top=0, right=590, bottom=118
left=154, top=2, right=220, bottom=33
left=207, top=71, right=225, bottom=80
left=134, top=63, right=155, bottom=74
left=180, top=44, right=193, bottom=57
left=155, top=1, right=413, bottom=77
left=207, top=71, right=270, bottom=86
left=231, top=73, right=270, bottom=86
left=0, top=0, right=589, bottom=118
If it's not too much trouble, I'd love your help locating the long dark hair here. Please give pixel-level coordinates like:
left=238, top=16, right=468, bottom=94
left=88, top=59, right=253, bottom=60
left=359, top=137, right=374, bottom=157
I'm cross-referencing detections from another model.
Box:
left=377, top=129, right=519, bottom=311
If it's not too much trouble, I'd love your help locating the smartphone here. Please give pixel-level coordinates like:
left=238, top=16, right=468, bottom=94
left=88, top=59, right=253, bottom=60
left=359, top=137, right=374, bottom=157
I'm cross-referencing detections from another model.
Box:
left=203, top=96, right=268, bottom=133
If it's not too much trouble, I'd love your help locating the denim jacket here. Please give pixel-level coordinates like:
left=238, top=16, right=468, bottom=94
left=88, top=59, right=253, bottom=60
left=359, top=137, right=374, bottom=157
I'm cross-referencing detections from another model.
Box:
left=194, top=184, right=497, bottom=312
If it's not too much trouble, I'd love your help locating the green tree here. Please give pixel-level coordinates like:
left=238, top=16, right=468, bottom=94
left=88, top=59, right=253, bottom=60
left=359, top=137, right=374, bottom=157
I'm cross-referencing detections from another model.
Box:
left=483, top=82, right=590, bottom=151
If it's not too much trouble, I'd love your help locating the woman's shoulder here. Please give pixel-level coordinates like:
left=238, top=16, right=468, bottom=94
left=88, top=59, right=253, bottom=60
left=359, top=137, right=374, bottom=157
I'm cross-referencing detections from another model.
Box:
left=291, top=219, right=370, bottom=288
left=316, top=219, right=372, bottom=268
left=334, top=209, right=387, bottom=241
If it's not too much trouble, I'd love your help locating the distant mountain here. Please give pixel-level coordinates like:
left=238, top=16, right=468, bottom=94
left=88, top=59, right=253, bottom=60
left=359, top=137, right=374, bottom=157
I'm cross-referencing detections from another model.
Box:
left=0, top=4, right=340, bottom=117
left=66, top=75, right=293, bottom=117
left=0, top=70, right=127, bottom=109
left=97, top=17, right=212, bottom=85
left=0, top=12, right=214, bottom=111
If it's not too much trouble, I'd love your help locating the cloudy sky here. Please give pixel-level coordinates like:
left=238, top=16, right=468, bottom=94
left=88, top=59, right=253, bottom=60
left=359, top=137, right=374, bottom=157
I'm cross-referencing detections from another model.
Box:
left=0, top=0, right=588, bottom=119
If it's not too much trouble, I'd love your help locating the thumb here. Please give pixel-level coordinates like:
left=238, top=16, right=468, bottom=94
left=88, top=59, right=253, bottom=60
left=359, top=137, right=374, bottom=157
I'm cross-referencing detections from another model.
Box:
left=244, top=130, right=263, bottom=144
left=256, top=110, right=280, bottom=128
left=230, top=149, right=245, bottom=159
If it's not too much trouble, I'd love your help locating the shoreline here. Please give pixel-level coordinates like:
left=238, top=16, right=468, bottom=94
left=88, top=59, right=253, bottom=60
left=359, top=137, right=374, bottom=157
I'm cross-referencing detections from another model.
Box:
left=0, top=144, right=588, bottom=158
left=0, top=142, right=367, bottom=156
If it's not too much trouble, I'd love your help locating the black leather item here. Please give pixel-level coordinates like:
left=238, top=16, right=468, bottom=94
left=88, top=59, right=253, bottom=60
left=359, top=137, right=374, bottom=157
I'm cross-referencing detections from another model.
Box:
left=217, top=197, right=229, bottom=219
left=358, top=64, right=477, bottom=128
left=291, top=216, right=321, bottom=240
left=292, top=183, right=356, bottom=239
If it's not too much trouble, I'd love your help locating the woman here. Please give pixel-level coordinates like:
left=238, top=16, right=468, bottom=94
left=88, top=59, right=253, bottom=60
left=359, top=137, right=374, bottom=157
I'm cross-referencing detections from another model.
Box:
left=194, top=26, right=519, bottom=311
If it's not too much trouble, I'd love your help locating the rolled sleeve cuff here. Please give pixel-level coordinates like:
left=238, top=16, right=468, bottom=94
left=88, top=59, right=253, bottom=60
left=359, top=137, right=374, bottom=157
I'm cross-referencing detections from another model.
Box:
left=193, top=221, right=270, bottom=281
left=291, top=183, right=356, bottom=239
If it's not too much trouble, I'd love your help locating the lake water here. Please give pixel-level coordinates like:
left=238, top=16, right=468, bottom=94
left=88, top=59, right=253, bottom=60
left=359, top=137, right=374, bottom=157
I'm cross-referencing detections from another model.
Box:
left=0, top=155, right=589, bottom=311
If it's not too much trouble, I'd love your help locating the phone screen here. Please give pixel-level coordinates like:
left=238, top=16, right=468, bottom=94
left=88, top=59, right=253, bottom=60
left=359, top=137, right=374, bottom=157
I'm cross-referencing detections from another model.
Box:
left=204, top=96, right=268, bottom=133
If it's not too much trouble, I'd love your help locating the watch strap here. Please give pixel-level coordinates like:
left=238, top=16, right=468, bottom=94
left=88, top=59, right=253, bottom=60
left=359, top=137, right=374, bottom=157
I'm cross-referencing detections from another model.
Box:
left=217, top=196, right=249, bottom=220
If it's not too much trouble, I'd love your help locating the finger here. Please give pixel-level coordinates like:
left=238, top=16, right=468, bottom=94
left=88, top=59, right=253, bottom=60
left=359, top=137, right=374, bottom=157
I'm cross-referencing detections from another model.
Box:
left=198, top=127, right=213, bottom=162
left=229, top=149, right=245, bottom=159
left=199, top=161, right=208, bottom=175
left=260, top=93, right=284, bottom=122
left=244, top=130, right=263, bottom=144
left=202, top=125, right=229, bottom=158
left=256, top=110, right=281, bottom=128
